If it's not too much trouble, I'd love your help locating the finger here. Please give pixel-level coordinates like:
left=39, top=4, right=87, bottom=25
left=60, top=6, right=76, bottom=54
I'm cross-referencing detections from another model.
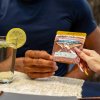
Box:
left=78, top=62, right=89, bottom=76
left=24, top=57, right=56, bottom=67
left=25, top=50, right=53, bottom=60
left=74, top=47, right=91, bottom=56
left=82, top=49, right=91, bottom=56
left=27, top=72, right=54, bottom=78
left=74, top=47, right=89, bottom=61
left=78, top=59, right=89, bottom=75
left=83, top=49, right=100, bottom=57
left=24, top=66, right=56, bottom=73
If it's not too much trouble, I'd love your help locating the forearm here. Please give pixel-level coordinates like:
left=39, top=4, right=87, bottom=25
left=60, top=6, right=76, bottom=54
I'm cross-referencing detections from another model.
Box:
left=64, top=64, right=94, bottom=80
left=85, top=27, right=100, bottom=54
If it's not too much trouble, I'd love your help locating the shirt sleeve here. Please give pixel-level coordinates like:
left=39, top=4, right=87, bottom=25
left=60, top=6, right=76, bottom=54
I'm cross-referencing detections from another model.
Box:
left=71, top=0, right=97, bottom=35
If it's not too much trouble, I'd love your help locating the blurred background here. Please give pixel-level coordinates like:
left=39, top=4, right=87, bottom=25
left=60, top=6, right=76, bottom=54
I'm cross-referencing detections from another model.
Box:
left=88, top=0, right=100, bottom=25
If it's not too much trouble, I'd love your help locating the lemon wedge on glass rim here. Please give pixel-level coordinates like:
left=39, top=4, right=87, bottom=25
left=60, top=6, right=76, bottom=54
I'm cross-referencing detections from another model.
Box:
left=6, top=28, right=26, bottom=49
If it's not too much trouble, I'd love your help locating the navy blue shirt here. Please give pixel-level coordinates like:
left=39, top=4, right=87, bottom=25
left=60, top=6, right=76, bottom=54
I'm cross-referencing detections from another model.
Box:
left=0, top=0, right=97, bottom=76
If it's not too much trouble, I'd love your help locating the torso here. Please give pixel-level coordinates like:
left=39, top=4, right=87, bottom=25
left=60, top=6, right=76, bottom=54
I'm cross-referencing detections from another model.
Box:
left=0, top=0, right=92, bottom=76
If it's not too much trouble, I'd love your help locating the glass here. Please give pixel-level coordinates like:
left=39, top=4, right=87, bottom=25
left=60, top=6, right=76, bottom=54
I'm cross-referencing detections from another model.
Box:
left=0, top=36, right=16, bottom=83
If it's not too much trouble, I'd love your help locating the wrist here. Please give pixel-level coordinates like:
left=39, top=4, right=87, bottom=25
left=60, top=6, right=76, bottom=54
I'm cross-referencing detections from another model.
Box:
left=15, top=57, right=25, bottom=73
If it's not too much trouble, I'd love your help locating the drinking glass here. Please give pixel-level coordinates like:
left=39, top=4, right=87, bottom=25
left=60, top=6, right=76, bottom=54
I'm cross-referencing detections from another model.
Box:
left=0, top=36, right=16, bottom=83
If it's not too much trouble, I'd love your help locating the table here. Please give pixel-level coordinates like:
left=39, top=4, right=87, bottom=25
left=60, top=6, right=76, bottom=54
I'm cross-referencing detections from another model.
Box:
left=0, top=71, right=84, bottom=98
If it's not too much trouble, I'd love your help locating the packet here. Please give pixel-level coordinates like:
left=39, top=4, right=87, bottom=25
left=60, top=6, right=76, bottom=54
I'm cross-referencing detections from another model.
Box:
left=52, top=31, right=87, bottom=64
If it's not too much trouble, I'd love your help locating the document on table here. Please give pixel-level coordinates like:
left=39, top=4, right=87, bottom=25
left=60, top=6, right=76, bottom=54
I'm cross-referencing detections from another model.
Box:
left=0, top=72, right=84, bottom=98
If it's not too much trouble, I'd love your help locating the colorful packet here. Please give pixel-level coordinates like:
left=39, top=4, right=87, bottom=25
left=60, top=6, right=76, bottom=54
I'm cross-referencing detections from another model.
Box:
left=52, top=31, right=87, bottom=64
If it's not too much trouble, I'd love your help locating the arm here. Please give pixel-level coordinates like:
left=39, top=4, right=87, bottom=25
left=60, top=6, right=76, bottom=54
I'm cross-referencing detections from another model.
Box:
left=15, top=50, right=58, bottom=78
left=85, top=26, right=100, bottom=54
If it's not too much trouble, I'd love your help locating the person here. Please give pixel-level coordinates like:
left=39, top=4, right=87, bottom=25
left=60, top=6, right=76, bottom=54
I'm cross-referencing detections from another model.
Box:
left=74, top=47, right=100, bottom=74
left=0, top=0, right=100, bottom=79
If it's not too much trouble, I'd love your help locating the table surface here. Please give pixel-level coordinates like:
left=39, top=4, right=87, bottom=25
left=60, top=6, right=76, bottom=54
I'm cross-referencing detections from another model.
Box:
left=0, top=71, right=84, bottom=98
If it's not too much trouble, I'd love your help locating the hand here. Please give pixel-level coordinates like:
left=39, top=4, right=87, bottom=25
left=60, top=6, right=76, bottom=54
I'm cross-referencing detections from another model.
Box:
left=23, top=50, right=58, bottom=78
left=74, top=47, right=100, bottom=74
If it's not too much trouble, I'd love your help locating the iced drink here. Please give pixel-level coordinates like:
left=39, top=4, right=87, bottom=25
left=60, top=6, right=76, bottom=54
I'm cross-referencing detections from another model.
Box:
left=0, top=36, right=16, bottom=83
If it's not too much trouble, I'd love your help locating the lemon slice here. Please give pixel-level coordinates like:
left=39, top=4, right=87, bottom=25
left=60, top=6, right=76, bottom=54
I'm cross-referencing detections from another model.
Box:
left=6, top=28, right=26, bottom=49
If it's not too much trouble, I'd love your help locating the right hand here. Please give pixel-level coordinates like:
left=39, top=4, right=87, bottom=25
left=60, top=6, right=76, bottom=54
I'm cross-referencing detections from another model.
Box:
left=74, top=48, right=100, bottom=74
left=23, top=50, right=58, bottom=79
